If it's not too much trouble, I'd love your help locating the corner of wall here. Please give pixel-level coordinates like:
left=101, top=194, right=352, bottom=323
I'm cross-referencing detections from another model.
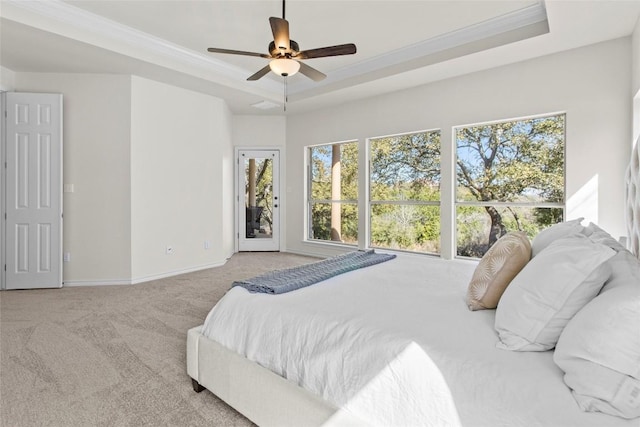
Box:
left=12, top=73, right=134, bottom=285
left=0, top=66, right=16, bottom=91
left=221, top=102, right=235, bottom=257
left=130, top=77, right=234, bottom=281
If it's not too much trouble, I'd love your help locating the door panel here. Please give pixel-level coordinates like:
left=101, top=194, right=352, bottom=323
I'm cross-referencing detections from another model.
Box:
left=238, top=150, right=280, bottom=252
left=5, top=92, right=62, bottom=289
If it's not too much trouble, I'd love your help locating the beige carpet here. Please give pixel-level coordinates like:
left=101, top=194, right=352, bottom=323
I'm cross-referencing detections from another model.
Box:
left=0, top=252, right=317, bottom=427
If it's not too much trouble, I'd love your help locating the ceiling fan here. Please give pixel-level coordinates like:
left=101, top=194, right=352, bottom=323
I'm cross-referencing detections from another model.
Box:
left=206, top=0, right=357, bottom=82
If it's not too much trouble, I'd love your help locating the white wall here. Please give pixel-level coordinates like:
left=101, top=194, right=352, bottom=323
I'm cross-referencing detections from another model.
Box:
left=220, top=105, right=235, bottom=257
left=0, top=66, right=15, bottom=91
left=232, top=115, right=286, bottom=148
left=286, top=38, right=632, bottom=258
left=15, top=73, right=133, bottom=284
left=130, top=76, right=233, bottom=281
left=11, top=73, right=234, bottom=285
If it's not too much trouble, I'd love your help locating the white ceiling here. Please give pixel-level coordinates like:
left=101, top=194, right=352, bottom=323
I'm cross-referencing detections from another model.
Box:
left=1, top=0, right=640, bottom=115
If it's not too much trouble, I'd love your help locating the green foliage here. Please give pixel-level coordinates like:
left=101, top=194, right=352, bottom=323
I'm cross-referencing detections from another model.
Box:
left=456, top=114, right=565, bottom=255
left=310, top=132, right=442, bottom=252
left=309, top=142, right=359, bottom=243
left=308, top=114, right=565, bottom=257
left=370, top=132, right=440, bottom=202
left=371, top=204, right=440, bottom=252
left=368, top=131, right=441, bottom=252
left=456, top=115, right=564, bottom=203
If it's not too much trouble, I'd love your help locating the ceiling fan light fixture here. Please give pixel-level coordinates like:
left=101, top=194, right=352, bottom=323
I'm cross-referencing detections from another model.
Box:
left=269, top=58, right=300, bottom=77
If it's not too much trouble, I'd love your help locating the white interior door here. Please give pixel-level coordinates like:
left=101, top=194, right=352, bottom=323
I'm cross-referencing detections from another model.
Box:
left=238, top=149, right=280, bottom=251
left=5, top=92, right=63, bottom=289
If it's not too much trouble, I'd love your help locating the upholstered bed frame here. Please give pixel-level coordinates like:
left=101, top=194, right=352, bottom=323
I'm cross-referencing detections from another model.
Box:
left=186, top=138, right=640, bottom=427
left=626, top=136, right=640, bottom=257
left=186, top=326, right=367, bottom=426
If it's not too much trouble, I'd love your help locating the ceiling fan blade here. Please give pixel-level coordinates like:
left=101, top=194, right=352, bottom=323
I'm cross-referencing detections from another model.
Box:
left=298, top=61, right=326, bottom=82
left=207, top=47, right=271, bottom=59
left=247, top=65, right=272, bottom=81
left=295, top=43, right=357, bottom=60
left=269, top=17, right=291, bottom=53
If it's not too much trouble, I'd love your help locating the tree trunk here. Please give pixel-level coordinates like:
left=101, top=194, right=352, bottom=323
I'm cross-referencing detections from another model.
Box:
left=331, top=145, right=342, bottom=241
left=485, top=205, right=506, bottom=248
left=248, top=159, right=256, bottom=207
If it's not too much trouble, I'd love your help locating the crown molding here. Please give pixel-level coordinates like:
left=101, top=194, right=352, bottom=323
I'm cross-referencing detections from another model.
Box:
left=288, top=1, right=548, bottom=96
left=1, top=0, right=547, bottom=103
left=1, top=0, right=283, bottom=95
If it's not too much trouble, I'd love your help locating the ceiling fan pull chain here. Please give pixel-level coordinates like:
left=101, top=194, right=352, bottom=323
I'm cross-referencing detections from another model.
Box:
left=284, top=76, right=288, bottom=112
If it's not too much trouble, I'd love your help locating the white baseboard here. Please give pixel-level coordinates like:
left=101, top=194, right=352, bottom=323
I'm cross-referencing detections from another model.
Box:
left=63, top=260, right=229, bottom=287
left=63, top=279, right=132, bottom=287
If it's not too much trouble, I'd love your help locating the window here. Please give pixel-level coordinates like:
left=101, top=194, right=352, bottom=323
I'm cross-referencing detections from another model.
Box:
left=308, top=141, right=358, bottom=244
left=369, top=130, right=441, bottom=254
left=455, top=114, right=565, bottom=258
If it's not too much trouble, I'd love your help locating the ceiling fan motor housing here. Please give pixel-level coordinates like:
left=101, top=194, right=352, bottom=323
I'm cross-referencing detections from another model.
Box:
left=269, top=40, right=300, bottom=57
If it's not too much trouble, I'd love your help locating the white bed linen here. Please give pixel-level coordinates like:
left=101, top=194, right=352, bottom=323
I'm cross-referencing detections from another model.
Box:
left=202, top=254, right=635, bottom=427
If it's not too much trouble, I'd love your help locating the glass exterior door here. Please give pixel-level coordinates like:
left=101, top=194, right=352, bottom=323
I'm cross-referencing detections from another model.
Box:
left=238, top=150, right=280, bottom=251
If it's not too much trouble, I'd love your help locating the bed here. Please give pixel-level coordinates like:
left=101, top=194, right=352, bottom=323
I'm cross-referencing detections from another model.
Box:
left=187, top=139, right=640, bottom=426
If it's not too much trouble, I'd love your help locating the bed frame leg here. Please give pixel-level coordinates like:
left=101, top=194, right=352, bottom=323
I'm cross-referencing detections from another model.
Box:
left=191, top=378, right=205, bottom=393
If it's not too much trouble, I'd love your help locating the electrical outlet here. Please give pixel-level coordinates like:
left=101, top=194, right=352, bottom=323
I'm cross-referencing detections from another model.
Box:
left=166, top=246, right=173, bottom=255
left=63, top=252, right=71, bottom=262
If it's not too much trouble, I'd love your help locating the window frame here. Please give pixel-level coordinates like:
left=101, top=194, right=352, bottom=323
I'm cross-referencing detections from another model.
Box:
left=302, top=112, right=567, bottom=260
left=306, top=140, right=359, bottom=246
left=367, top=129, right=442, bottom=255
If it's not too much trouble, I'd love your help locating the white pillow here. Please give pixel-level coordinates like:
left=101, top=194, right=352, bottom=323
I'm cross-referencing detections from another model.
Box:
left=554, top=285, right=640, bottom=419
left=601, top=249, right=640, bottom=293
left=495, top=234, right=615, bottom=351
left=580, top=222, right=640, bottom=293
left=530, top=218, right=584, bottom=257
left=582, top=222, right=626, bottom=252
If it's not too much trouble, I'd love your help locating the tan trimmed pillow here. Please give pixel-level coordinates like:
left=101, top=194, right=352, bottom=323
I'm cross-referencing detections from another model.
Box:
left=466, top=231, right=531, bottom=311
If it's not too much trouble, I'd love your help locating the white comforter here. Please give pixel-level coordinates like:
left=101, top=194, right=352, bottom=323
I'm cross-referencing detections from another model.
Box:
left=202, top=254, right=634, bottom=427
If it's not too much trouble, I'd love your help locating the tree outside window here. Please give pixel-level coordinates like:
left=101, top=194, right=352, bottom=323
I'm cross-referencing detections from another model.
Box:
left=369, top=130, right=441, bottom=254
left=455, top=114, right=565, bottom=257
left=308, top=142, right=358, bottom=244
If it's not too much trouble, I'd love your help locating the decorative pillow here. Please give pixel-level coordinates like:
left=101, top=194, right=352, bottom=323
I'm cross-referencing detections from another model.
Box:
left=495, top=234, right=615, bottom=351
left=530, top=218, right=584, bottom=257
left=466, top=231, right=531, bottom=311
left=554, top=285, right=640, bottom=419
